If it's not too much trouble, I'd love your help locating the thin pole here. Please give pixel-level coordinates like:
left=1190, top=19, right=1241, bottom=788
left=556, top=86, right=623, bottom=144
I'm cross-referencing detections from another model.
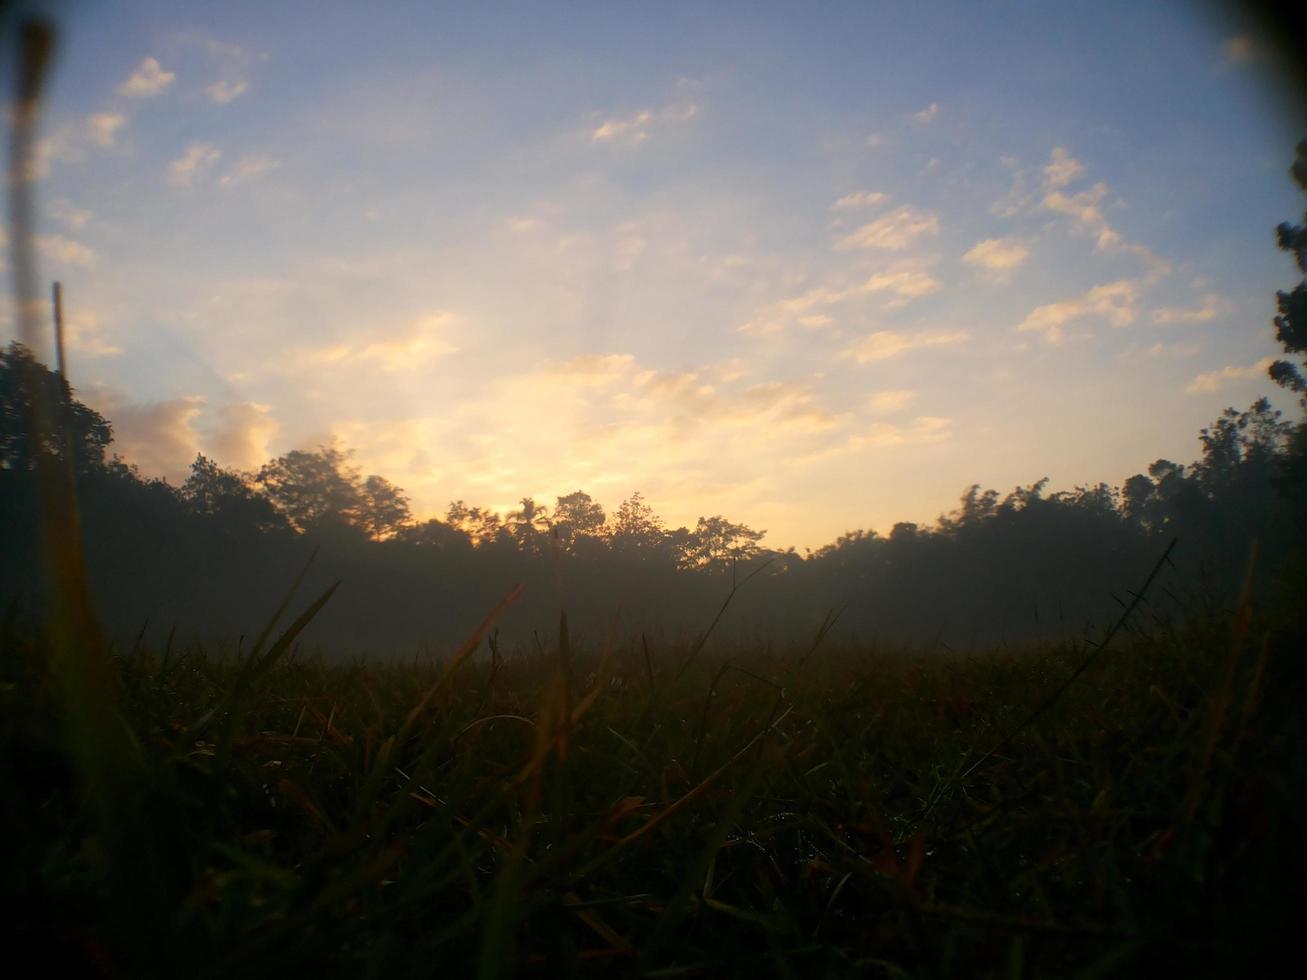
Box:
left=52, top=280, right=66, bottom=378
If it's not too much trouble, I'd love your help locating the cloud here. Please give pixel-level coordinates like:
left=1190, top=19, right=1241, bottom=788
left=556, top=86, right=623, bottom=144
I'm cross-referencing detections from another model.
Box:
left=868, top=389, right=916, bottom=413
left=963, top=237, right=1030, bottom=277
left=836, top=206, right=940, bottom=250
left=591, top=101, right=698, bottom=144
left=217, top=155, right=279, bottom=188
left=207, top=402, right=279, bottom=469
left=62, top=308, right=121, bottom=358
left=736, top=283, right=854, bottom=335
left=1043, top=181, right=1113, bottom=245
left=20, top=113, right=126, bottom=180
left=35, top=234, right=96, bottom=268
left=86, top=389, right=204, bottom=483
left=841, top=329, right=968, bottom=364
left=86, top=113, right=125, bottom=148
left=913, top=102, right=940, bottom=123
left=293, top=312, right=460, bottom=375
left=1043, top=147, right=1085, bottom=190
left=49, top=199, right=92, bottom=230
left=801, top=416, right=953, bottom=463
left=1037, top=154, right=1170, bottom=274
left=1186, top=357, right=1274, bottom=393
left=737, top=260, right=939, bottom=335
left=168, top=142, right=221, bottom=186
left=1016, top=279, right=1138, bottom=343
left=862, top=265, right=941, bottom=307
left=327, top=351, right=854, bottom=533
left=116, top=57, right=175, bottom=98
left=1151, top=293, right=1226, bottom=324
left=206, top=79, right=250, bottom=104
left=833, top=191, right=888, bottom=210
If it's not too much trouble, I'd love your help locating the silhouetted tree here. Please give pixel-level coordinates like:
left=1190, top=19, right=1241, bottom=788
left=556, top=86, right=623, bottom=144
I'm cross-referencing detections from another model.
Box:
left=0, top=342, right=111, bottom=474
left=256, top=445, right=363, bottom=533
left=446, top=500, right=503, bottom=545
left=506, top=496, right=551, bottom=551
left=1193, top=398, right=1293, bottom=495
left=1270, top=139, right=1307, bottom=404
left=358, top=474, right=412, bottom=540
left=681, top=515, right=766, bottom=570
left=181, top=454, right=287, bottom=534
left=394, top=517, right=473, bottom=552
left=611, top=491, right=665, bottom=551
left=553, top=490, right=606, bottom=548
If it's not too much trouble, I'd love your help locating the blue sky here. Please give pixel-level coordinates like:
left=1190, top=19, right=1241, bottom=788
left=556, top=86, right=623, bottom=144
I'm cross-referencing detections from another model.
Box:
left=4, top=0, right=1304, bottom=549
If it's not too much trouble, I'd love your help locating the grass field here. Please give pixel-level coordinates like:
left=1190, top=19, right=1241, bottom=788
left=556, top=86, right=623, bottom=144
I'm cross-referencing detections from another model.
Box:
left=3, top=568, right=1303, bottom=979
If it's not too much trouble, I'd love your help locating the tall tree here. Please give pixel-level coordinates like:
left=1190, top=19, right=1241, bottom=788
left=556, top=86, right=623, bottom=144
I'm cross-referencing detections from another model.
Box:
left=680, top=515, right=766, bottom=570
left=0, top=342, right=111, bottom=475
left=610, top=491, right=666, bottom=551
left=358, top=474, right=412, bottom=540
left=181, top=453, right=287, bottom=533
left=446, top=500, right=503, bottom=545
left=256, top=444, right=363, bottom=533
left=506, top=496, right=551, bottom=550
left=553, top=490, right=606, bottom=548
left=1269, top=139, right=1307, bottom=405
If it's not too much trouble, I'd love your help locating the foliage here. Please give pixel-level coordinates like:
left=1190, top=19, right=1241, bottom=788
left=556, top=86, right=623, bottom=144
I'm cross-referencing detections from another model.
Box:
left=0, top=341, right=111, bottom=475
left=181, top=454, right=289, bottom=534
left=1270, top=139, right=1307, bottom=402
left=359, top=474, right=412, bottom=540
left=553, top=490, right=607, bottom=549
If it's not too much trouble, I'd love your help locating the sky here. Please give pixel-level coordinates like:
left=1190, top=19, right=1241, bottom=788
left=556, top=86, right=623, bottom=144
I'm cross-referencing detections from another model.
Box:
left=3, top=0, right=1305, bottom=550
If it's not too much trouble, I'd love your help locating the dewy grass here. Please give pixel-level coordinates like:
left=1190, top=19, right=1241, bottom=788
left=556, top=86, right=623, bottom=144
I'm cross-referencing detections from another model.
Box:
left=3, top=576, right=1303, bottom=978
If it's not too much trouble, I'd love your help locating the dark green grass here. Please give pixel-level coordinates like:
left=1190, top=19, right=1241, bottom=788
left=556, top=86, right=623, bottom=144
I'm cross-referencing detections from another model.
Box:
left=3, top=588, right=1303, bottom=978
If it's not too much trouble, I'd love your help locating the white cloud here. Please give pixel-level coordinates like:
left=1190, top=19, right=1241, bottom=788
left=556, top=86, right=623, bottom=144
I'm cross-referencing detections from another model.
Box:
left=833, top=190, right=888, bottom=210
left=207, top=402, right=279, bottom=469
left=1043, top=181, right=1112, bottom=243
left=862, top=265, right=940, bottom=307
left=292, top=312, right=461, bottom=375
left=168, top=142, right=221, bottom=186
left=1186, top=357, right=1274, bottom=394
left=913, top=102, right=940, bottom=123
left=35, top=234, right=96, bottom=268
left=836, top=206, right=940, bottom=250
left=86, top=389, right=204, bottom=483
left=218, top=155, right=279, bottom=188
left=737, top=259, right=939, bottom=335
left=963, top=237, right=1030, bottom=276
left=1037, top=155, right=1170, bottom=275
left=842, top=329, right=968, bottom=364
left=736, top=283, right=853, bottom=336
left=62, top=308, right=121, bottom=358
left=116, top=57, right=175, bottom=98
left=86, top=112, right=125, bottom=148
left=1043, top=147, right=1085, bottom=190
left=50, top=199, right=92, bottom=230
left=20, top=113, right=125, bottom=180
left=206, top=79, right=250, bottom=104
left=591, top=101, right=698, bottom=144
left=1151, top=293, right=1226, bottom=324
left=1016, top=279, right=1138, bottom=343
